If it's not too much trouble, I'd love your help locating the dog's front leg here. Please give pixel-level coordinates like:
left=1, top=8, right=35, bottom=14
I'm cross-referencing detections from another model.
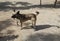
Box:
left=16, top=19, right=19, bottom=26
left=32, top=20, right=34, bottom=28
left=34, top=20, right=36, bottom=27
left=17, top=21, right=19, bottom=26
left=14, top=19, right=19, bottom=26
left=20, top=20, right=23, bottom=30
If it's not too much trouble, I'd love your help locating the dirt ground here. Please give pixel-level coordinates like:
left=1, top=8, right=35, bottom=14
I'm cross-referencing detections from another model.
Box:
left=0, top=0, right=60, bottom=41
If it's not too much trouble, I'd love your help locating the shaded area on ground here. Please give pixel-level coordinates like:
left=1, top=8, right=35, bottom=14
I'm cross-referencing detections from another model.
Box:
left=25, top=33, right=60, bottom=41
left=0, top=35, right=19, bottom=41
left=6, top=30, right=15, bottom=34
left=0, top=1, right=60, bottom=11
left=0, top=1, right=31, bottom=11
left=16, top=2, right=31, bottom=6
left=0, top=19, right=12, bottom=31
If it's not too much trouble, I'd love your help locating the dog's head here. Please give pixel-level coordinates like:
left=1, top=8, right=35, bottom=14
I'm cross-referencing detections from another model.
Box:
left=11, top=11, right=20, bottom=19
left=11, top=14, right=16, bottom=19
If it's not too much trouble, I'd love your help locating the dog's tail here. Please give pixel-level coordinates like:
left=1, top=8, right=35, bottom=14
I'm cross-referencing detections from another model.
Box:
left=35, top=11, right=39, bottom=15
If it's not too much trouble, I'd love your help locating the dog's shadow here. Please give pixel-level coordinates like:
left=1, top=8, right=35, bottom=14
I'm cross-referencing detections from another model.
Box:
left=22, top=24, right=60, bottom=30
left=34, top=25, right=59, bottom=31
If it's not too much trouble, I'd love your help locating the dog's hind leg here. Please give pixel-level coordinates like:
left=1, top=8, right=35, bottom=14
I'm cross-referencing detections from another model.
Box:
left=31, top=18, right=36, bottom=28
left=32, top=20, right=36, bottom=28
left=34, top=20, right=36, bottom=26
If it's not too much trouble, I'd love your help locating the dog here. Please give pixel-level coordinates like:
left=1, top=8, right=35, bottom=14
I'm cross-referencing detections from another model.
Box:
left=11, top=11, right=39, bottom=29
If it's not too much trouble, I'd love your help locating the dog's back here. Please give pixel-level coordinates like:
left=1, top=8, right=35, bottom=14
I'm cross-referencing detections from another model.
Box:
left=12, top=11, right=39, bottom=20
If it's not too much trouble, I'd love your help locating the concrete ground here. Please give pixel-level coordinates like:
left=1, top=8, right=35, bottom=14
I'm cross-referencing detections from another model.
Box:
left=0, top=0, right=60, bottom=41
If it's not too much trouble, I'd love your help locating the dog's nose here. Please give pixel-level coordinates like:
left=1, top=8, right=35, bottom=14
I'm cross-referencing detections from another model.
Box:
left=36, top=11, right=39, bottom=14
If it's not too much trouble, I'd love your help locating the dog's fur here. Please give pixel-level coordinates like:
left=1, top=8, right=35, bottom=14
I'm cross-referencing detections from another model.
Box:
left=11, top=11, right=39, bottom=29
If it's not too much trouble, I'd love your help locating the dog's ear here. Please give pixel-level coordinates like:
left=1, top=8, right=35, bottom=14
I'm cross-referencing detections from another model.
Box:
left=16, top=11, right=20, bottom=14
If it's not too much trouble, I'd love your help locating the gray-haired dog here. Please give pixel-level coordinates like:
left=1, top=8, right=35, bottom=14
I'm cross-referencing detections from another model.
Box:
left=11, top=11, right=39, bottom=29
